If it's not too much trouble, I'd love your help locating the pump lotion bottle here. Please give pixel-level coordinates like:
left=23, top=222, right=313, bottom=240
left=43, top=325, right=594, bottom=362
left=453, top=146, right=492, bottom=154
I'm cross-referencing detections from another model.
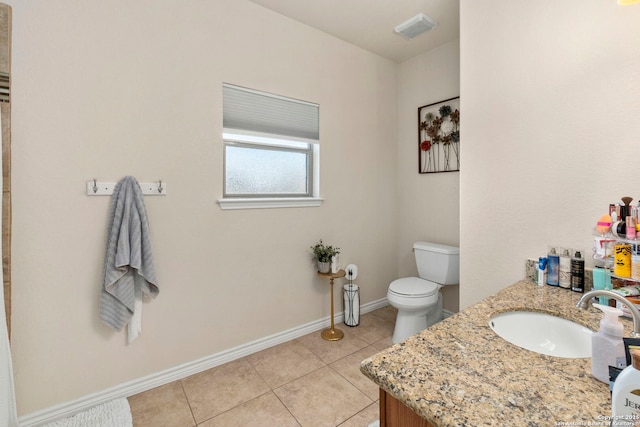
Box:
left=612, top=349, right=640, bottom=425
left=591, top=304, right=626, bottom=383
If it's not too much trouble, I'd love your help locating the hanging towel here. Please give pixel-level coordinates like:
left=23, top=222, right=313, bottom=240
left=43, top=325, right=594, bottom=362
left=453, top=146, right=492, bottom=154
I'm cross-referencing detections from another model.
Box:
left=100, top=176, right=159, bottom=343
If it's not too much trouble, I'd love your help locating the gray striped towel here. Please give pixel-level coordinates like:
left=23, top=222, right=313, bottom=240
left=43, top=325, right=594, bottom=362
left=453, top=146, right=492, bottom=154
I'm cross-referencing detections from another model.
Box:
left=100, top=176, right=158, bottom=342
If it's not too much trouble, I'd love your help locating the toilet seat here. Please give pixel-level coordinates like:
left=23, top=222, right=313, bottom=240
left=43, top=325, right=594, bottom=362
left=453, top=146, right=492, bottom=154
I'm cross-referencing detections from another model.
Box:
left=388, top=277, right=440, bottom=298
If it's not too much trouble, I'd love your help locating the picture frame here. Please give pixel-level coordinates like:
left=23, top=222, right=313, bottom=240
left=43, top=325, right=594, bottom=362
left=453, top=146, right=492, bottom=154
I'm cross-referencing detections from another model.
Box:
left=418, top=96, right=460, bottom=173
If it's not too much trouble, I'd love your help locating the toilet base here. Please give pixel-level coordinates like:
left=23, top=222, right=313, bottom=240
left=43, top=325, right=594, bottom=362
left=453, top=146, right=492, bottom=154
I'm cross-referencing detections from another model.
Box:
left=391, top=293, right=443, bottom=344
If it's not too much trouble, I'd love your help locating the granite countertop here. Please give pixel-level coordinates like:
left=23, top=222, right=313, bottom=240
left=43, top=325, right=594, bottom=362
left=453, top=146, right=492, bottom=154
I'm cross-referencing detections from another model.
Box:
left=360, top=280, right=629, bottom=427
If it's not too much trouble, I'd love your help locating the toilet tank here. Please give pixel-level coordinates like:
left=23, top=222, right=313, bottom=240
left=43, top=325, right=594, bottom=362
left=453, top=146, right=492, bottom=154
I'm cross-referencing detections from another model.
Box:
left=413, top=241, right=459, bottom=285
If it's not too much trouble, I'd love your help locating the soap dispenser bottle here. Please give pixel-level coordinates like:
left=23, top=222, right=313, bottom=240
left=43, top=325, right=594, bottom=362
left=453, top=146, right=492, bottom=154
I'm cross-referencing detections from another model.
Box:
left=612, top=349, right=640, bottom=425
left=591, top=303, right=626, bottom=383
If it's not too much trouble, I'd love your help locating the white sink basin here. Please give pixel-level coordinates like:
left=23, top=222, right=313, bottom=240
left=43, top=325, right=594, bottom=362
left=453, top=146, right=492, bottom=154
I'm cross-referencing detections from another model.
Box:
left=489, top=311, right=593, bottom=358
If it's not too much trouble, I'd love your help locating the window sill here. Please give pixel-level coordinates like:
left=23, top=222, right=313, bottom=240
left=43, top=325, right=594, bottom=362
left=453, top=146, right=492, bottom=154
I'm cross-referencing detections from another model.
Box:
left=217, top=197, right=324, bottom=210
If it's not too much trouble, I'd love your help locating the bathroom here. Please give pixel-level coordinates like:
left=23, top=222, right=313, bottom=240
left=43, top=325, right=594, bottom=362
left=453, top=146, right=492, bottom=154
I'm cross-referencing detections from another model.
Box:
left=1, top=0, right=639, bottom=425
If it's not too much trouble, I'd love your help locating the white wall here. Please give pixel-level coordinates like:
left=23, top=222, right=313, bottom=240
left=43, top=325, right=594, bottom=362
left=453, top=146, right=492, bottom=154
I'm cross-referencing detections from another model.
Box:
left=460, top=0, right=640, bottom=308
left=8, top=0, right=398, bottom=414
left=397, top=40, right=460, bottom=312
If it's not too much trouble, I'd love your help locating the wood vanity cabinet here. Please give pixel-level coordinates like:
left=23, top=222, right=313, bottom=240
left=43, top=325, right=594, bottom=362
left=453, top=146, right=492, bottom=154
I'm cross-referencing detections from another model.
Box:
left=379, top=389, right=436, bottom=427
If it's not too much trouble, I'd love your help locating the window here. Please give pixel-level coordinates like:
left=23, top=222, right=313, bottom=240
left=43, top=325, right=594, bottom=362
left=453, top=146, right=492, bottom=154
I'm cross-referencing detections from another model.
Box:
left=224, top=137, right=313, bottom=197
left=218, top=84, right=322, bottom=210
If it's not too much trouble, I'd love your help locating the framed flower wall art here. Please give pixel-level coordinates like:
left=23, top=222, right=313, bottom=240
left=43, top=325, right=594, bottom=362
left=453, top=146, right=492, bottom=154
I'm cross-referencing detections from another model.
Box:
left=418, top=97, right=460, bottom=173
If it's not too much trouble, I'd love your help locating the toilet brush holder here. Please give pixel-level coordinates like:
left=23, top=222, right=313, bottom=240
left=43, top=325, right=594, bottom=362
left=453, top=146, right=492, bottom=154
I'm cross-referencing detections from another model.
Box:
left=343, top=284, right=360, bottom=327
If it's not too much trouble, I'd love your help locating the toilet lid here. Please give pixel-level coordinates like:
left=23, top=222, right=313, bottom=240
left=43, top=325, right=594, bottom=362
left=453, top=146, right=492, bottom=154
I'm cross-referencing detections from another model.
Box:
left=389, top=277, right=439, bottom=297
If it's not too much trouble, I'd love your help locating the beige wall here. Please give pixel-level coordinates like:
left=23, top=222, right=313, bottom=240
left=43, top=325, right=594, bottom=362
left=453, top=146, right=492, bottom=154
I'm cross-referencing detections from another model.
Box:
left=397, top=41, right=460, bottom=313
left=460, top=0, right=640, bottom=308
left=8, top=0, right=398, bottom=414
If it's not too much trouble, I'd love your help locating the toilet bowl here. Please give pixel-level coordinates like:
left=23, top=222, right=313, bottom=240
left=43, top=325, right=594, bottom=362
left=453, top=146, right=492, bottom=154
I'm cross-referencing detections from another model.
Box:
left=387, top=277, right=443, bottom=343
left=388, top=242, right=459, bottom=344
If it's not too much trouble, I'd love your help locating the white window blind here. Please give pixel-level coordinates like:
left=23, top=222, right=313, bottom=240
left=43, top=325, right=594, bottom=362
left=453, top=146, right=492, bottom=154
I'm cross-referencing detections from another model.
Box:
left=223, top=84, right=319, bottom=142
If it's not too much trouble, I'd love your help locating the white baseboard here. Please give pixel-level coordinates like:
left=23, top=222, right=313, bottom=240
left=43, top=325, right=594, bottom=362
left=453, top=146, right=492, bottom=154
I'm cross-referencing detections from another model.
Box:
left=18, top=297, right=390, bottom=427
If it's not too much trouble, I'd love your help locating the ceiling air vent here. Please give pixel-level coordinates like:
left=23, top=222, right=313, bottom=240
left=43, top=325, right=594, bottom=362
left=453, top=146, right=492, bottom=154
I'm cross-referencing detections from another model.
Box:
left=394, top=13, right=438, bottom=39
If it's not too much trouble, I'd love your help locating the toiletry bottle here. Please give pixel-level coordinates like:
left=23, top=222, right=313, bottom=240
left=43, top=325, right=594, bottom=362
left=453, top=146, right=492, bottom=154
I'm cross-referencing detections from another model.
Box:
left=559, top=248, right=571, bottom=289
left=622, top=197, right=634, bottom=222
left=593, top=267, right=611, bottom=305
left=604, top=267, right=613, bottom=305
left=633, top=254, right=640, bottom=281
left=547, top=247, right=559, bottom=286
left=614, top=243, right=632, bottom=278
left=571, top=251, right=585, bottom=293
left=612, top=349, right=640, bottom=425
left=627, top=206, right=637, bottom=240
left=537, top=257, right=547, bottom=286
left=592, top=304, right=626, bottom=383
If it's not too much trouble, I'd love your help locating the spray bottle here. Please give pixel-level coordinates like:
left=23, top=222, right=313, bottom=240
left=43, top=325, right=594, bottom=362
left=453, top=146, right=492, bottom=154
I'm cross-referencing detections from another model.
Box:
left=591, top=304, right=626, bottom=383
left=547, top=247, right=559, bottom=286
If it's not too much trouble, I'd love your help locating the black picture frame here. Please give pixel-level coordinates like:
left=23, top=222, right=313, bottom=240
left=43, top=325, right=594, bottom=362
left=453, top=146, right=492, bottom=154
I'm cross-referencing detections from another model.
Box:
left=418, top=97, right=460, bottom=173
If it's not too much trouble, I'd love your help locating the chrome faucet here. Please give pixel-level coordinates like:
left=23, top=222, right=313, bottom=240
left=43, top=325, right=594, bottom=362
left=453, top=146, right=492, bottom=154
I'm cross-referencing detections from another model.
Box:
left=576, top=290, right=640, bottom=338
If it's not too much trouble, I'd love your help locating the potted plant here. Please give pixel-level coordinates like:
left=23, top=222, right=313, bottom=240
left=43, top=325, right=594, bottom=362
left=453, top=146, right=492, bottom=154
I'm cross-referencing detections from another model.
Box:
left=310, top=239, right=340, bottom=273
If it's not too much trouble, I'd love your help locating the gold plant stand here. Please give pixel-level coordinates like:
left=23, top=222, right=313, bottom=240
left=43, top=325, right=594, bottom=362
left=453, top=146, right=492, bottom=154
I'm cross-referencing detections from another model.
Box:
left=318, top=269, right=346, bottom=341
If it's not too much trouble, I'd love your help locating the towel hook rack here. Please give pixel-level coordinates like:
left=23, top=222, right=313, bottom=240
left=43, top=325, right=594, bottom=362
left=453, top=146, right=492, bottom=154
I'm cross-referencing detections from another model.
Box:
left=86, top=179, right=167, bottom=196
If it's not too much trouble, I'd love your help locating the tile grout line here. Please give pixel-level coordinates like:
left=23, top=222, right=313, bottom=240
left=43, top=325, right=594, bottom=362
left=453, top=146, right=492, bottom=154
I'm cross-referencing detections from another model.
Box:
left=178, top=379, right=198, bottom=427
left=245, top=352, right=325, bottom=427
left=270, top=389, right=303, bottom=427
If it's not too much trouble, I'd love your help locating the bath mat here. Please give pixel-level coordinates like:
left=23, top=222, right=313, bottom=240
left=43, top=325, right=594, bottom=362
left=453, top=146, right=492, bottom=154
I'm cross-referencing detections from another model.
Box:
left=368, top=421, right=380, bottom=427
left=43, top=398, right=132, bottom=427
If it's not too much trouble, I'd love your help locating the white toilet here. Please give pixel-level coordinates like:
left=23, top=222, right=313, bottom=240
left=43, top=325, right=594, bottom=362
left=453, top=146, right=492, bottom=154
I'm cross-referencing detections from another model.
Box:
left=388, top=241, right=459, bottom=343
